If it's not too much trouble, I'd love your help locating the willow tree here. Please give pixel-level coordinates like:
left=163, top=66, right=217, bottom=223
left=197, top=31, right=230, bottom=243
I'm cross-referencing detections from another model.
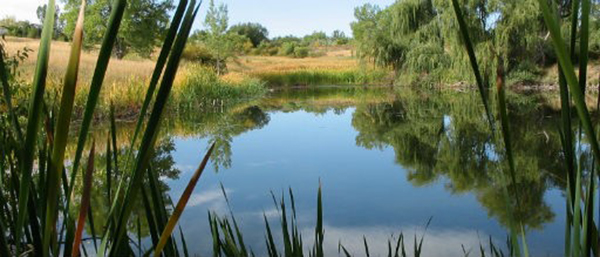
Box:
left=351, top=0, right=581, bottom=85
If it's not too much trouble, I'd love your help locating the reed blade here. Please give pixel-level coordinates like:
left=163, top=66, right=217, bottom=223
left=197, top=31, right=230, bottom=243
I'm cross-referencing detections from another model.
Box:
left=72, top=141, right=95, bottom=257
left=179, top=226, right=190, bottom=257
left=579, top=0, right=591, bottom=94
left=154, top=143, right=215, bottom=256
left=67, top=0, right=127, bottom=204
left=15, top=0, right=55, bottom=249
left=109, top=1, right=200, bottom=253
left=450, top=0, right=494, bottom=129
left=127, top=0, right=189, bottom=162
left=537, top=0, right=600, bottom=165
left=313, top=182, right=324, bottom=257
left=42, top=0, right=85, bottom=254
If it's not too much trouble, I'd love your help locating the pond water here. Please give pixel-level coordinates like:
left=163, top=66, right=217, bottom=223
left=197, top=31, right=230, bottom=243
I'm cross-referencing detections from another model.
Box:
left=86, top=86, right=574, bottom=256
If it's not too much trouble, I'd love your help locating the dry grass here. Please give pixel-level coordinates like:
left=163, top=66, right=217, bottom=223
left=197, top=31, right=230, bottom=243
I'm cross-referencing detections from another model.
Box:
left=6, top=36, right=365, bottom=85
left=227, top=54, right=359, bottom=75
left=4, top=36, right=157, bottom=87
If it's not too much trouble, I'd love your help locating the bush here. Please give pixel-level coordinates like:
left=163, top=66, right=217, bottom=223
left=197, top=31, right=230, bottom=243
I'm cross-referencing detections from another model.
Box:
left=182, top=43, right=227, bottom=71
left=506, top=61, right=543, bottom=85
left=177, top=65, right=267, bottom=108
left=309, top=50, right=326, bottom=58
left=278, top=42, right=296, bottom=56
left=293, top=47, right=309, bottom=58
left=182, top=44, right=217, bottom=65
left=26, top=27, right=40, bottom=38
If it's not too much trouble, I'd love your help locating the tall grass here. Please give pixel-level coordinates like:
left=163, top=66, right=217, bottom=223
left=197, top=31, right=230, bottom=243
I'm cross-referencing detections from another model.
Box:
left=253, top=68, right=390, bottom=87
left=0, top=0, right=215, bottom=256
left=176, top=65, right=267, bottom=110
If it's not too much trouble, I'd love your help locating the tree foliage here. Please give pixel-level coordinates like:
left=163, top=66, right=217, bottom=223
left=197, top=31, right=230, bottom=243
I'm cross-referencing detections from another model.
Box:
left=229, top=22, right=269, bottom=47
left=0, top=17, right=42, bottom=39
left=36, top=4, right=66, bottom=40
left=60, top=0, right=174, bottom=58
left=193, top=0, right=246, bottom=74
left=351, top=0, right=596, bottom=85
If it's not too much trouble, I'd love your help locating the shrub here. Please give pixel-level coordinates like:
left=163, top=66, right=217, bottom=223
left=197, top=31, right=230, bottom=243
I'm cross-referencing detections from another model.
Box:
left=182, top=43, right=217, bottom=66
left=177, top=65, right=267, bottom=108
left=278, top=42, right=296, bottom=56
left=26, top=27, right=40, bottom=38
left=506, top=61, right=543, bottom=85
left=293, top=47, right=309, bottom=58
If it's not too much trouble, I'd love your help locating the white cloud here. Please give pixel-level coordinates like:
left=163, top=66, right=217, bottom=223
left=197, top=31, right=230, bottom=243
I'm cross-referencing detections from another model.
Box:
left=1, top=0, right=52, bottom=25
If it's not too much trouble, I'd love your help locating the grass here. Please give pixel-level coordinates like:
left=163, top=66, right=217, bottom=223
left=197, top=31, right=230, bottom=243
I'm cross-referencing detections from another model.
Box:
left=4, top=37, right=392, bottom=115
left=3, top=36, right=158, bottom=87
left=0, top=0, right=215, bottom=256
left=3, top=0, right=599, bottom=255
left=228, top=54, right=391, bottom=86
left=4, top=37, right=267, bottom=119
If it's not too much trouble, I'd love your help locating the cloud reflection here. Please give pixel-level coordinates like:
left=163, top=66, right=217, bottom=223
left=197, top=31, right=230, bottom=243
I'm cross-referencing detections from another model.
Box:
left=302, top=225, right=492, bottom=257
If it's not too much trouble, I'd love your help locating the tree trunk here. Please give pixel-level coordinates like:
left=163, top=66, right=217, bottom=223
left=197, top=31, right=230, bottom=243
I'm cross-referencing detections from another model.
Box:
left=114, top=37, right=128, bottom=59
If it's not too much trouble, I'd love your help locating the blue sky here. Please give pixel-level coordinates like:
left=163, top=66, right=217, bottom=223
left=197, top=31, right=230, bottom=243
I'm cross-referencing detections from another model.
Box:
left=1, top=0, right=396, bottom=37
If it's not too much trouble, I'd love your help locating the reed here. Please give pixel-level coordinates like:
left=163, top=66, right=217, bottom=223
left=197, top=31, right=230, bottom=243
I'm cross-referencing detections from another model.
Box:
left=252, top=68, right=390, bottom=87
left=0, top=0, right=214, bottom=256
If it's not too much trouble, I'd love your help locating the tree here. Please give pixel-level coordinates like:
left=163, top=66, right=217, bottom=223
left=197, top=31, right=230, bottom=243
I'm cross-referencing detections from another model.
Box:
left=332, top=30, right=349, bottom=45
left=201, top=0, right=243, bottom=75
left=229, top=22, right=269, bottom=47
left=303, top=31, right=328, bottom=46
left=37, top=4, right=66, bottom=40
left=60, top=0, right=173, bottom=58
left=0, top=17, right=41, bottom=39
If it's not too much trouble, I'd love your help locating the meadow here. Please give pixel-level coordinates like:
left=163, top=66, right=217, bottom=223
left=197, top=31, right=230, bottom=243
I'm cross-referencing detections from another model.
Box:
left=4, top=37, right=390, bottom=120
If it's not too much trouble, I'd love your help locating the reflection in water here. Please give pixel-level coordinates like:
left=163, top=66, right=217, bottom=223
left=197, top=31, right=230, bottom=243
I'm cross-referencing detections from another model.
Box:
left=314, top=225, right=486, bottom=257
left=78, top=86, right=583, bottom=255
left=350, top=89, right=562, bottom=230
left=75, top=138, right=181, bottom=238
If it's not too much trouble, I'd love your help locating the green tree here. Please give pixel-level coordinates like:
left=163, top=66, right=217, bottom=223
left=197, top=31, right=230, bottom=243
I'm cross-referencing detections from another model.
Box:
left=229, top=22, right=269, bottom=47
left=332, top=30, right=349, bottom=45
left=60, top=0, right=173, bottom=58
left=0, top=17, right=41, bottom=38
left=36, top=4, right=65, bottom=40
left=303, top=31, right=328, bottom=46
left=200, top=0, right=244, bottom=74
left=350, top=0, right=569, bottom=85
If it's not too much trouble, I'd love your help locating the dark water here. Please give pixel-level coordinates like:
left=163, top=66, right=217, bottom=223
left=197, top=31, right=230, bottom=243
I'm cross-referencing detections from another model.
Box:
left=88, top=86, right=576, bottom=256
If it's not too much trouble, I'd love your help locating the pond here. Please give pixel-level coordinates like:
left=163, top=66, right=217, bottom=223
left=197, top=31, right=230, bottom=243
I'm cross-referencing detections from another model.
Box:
left=83, top=86, right=573, bottom=256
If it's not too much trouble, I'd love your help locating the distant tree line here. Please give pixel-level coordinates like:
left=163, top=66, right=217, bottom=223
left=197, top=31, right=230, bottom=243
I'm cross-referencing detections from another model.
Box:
left=351, top=0, right=600, bottom=85
left=183, top=0, right=352, bottom=75
left=0, top=5, right=66, bottom=40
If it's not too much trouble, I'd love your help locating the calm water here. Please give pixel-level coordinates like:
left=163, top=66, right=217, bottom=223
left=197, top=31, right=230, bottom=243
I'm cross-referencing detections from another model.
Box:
left=87, top=86, right=574, bottom=256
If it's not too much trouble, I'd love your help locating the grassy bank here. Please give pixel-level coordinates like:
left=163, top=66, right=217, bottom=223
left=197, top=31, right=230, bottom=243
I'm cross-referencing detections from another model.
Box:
left=5, top=37, right=391, bottom=118
left=228, top=53, right=392, bottom=86
left=5, top=37, right=267, bottom=119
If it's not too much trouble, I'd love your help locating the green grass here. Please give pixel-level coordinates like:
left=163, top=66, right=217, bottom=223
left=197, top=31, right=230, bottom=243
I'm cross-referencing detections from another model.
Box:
left=253, top=68, right=390, bottom=87
left=175, top=64, right=267, bottom=110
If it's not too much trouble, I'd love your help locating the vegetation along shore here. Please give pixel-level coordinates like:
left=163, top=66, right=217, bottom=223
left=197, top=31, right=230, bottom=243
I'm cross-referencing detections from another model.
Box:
left=3, top=0, right=600, bottom=256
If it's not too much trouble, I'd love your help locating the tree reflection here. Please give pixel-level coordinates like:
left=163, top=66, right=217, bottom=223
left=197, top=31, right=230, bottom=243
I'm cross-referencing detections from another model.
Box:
left=172, top=105, right=270, bottom=171
left=77, top=137, right=181, bottom=238
left=351, top=89, right=564, bottom=230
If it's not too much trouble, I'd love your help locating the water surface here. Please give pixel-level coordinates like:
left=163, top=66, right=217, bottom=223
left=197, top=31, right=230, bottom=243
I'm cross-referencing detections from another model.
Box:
left=88, top=87, right=572, bottom=256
